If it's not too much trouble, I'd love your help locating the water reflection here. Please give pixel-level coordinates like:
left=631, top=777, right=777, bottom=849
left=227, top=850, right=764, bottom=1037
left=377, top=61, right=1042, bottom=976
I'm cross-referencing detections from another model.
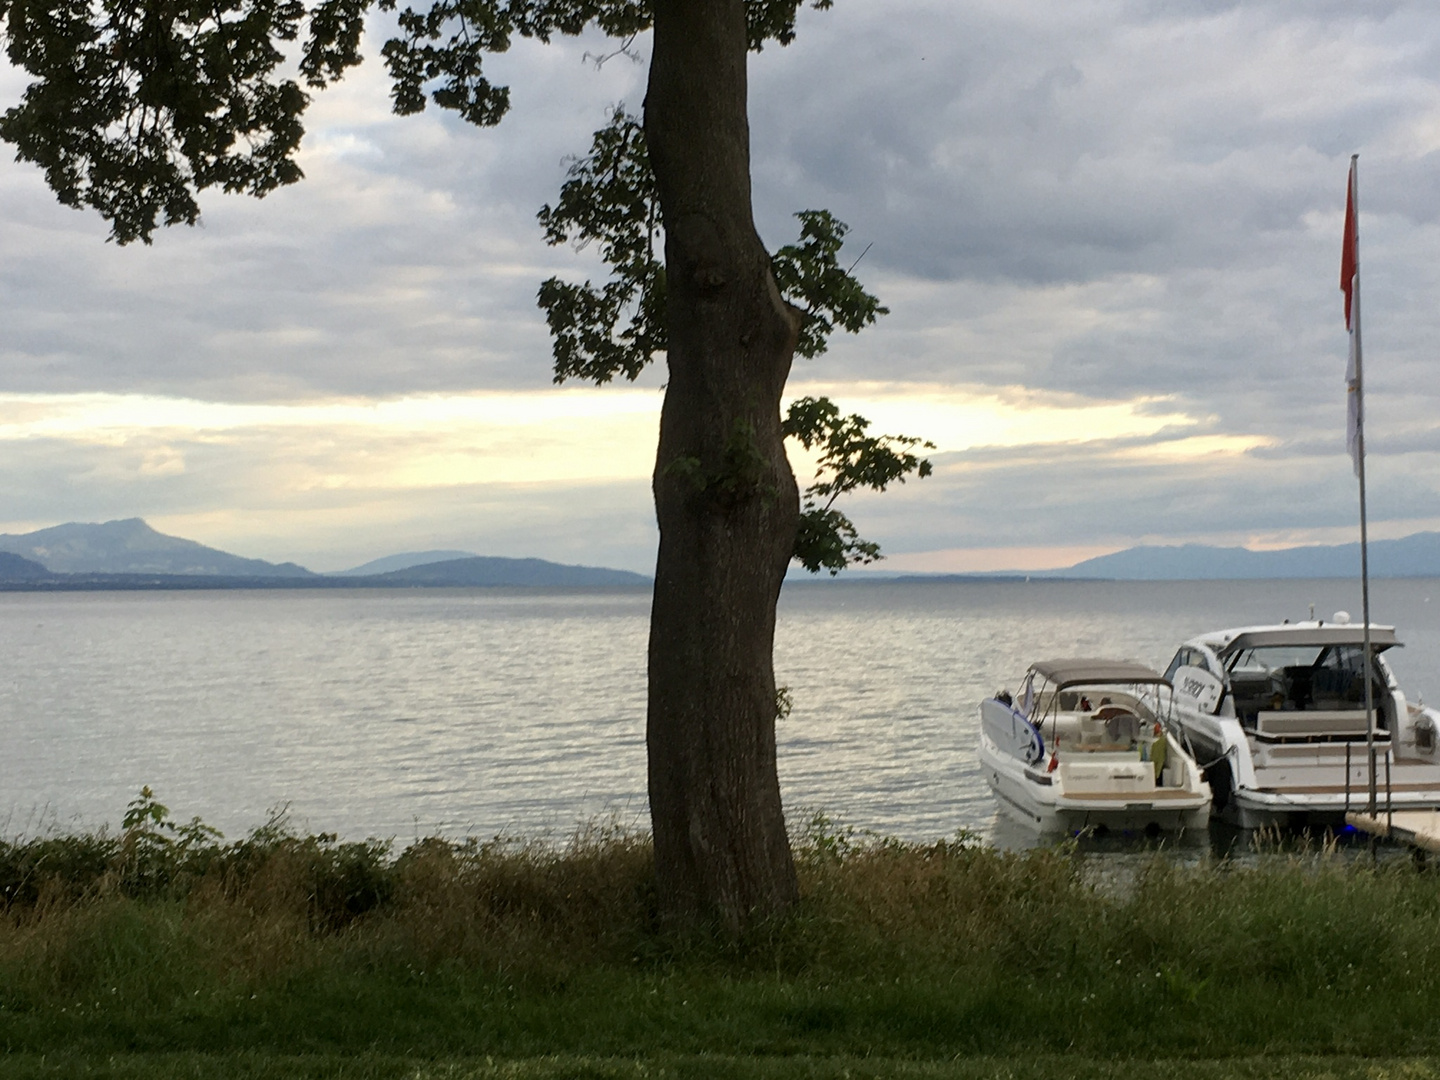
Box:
left=0, top=578, right=1436, bottom=849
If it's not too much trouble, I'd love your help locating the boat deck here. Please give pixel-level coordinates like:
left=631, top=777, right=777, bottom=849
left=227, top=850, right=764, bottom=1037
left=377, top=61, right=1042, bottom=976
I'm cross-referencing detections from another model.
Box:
left=1255, top=781, right=1440, bottom=795
left=1063, top=789, right=1204, bottom=802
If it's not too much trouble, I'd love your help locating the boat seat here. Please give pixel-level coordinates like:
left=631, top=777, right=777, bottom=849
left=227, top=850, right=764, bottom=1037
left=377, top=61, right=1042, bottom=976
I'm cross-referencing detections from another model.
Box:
left=1041, top=712, right=1157, bottom=755
left=1043, top=714, right=1118, bottom=744
left=1102, top=712, right=1142, bottom=744
left=1254, top=710, right=1373, bottom=738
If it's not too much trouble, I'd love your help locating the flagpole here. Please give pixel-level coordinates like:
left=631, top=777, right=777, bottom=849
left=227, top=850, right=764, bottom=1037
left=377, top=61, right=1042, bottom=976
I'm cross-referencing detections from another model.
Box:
left=1348, top=155, right=1378, bottom=814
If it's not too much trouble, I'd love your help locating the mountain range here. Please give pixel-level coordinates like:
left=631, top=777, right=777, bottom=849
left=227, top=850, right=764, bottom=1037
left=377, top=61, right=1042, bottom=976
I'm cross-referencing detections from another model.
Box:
left=0, top=520, right=648, bottom=588
left=335, top=550, right=478, bottom=576
left=1034, top=532, right=1440, bottom=580
left=362, top=556, right=644, bottom=587
left=3, top=518, right=1440, bottom=589
left=0, top=519, right=312, bottom=577
left=893, top=533, right=1440, bottom=582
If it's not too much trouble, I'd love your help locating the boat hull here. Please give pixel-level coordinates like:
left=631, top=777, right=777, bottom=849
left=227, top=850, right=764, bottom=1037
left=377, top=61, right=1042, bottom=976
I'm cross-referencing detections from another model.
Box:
left=1177, top=713, right=1440, bottom=828
left=1164, top=623, right=1440, bottom=830
left=1216, top=776, right=1440, bottom=830
left=980, top=730, right=1210, bottom=836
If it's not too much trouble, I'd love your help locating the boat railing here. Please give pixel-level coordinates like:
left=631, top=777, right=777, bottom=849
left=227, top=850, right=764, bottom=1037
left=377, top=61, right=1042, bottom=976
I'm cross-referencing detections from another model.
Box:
left=1345, top=741, right=1395, bottom=824
left=1253, top=726, right=1391, bottom=746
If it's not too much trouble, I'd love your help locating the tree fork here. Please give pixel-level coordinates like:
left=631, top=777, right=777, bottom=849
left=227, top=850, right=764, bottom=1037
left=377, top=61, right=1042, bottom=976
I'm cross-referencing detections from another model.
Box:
left=644, top=0, right=802, bottom=930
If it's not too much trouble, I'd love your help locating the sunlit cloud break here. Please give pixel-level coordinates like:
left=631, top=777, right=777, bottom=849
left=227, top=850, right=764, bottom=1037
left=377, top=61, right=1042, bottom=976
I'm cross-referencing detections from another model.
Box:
left=0, top=383, right=1298, bottom=576
left=0, top=385, right=1220, bottom=495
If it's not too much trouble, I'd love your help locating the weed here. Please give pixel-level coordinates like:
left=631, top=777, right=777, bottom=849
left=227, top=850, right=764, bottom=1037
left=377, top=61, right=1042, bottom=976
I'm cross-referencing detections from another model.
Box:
left=5, top=790, right=1440, bottom=1063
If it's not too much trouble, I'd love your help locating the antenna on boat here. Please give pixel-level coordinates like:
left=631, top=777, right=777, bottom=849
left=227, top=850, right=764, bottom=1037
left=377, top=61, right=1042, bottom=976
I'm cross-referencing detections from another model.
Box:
left=1343, top=154, right=1379, bottom=814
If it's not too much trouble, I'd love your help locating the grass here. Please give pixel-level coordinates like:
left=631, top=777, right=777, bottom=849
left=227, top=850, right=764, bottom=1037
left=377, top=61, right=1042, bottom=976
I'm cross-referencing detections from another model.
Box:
left=0, top=1053, right=1436, bottom=1079
left=5, top=792, right=1440, bottom=1076
left=6, top=1055, right=1440, bottom=1079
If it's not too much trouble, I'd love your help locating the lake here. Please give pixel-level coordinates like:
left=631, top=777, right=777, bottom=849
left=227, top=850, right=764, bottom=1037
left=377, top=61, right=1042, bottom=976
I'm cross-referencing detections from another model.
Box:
left=3, top=577, right=1438, bottom=845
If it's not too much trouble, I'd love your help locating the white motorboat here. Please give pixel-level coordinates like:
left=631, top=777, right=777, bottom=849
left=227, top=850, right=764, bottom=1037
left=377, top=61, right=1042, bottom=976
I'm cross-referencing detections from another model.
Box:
left=1164, top=615, right=1440, bottom=828
left=979, top=659, right=1211, bottom=836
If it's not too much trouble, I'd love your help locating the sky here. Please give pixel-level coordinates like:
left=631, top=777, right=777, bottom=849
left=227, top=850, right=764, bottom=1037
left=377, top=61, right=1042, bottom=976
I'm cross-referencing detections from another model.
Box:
left=3, top=0, right=1440, bottom=574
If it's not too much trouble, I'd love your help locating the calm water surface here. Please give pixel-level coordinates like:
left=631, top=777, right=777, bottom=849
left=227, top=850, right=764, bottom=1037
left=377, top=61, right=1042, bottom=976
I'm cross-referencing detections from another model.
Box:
left=3, top=578, right=1438, bottom=845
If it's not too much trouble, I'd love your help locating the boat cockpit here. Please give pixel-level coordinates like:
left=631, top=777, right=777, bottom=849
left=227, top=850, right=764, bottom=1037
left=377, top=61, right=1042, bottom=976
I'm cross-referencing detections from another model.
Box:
left=1165, top=626, right=1400, bottom=744
left=1225, top=642, right=1390, bottom=738
left=1016, top=660, right=1190, bottom=790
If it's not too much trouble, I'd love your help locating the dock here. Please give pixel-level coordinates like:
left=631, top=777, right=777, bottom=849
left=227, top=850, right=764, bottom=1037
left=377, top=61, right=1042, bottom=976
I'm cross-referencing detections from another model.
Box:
left=1346, top=809, right=1440, bottom=854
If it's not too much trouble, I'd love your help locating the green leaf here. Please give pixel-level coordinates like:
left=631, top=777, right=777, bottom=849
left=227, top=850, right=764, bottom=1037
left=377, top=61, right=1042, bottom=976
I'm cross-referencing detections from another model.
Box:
left=530, top=108, right=930, bottom=569
left=122, top=785, right=172, bottom=834
left=378, top=1, right=829, bottom=129
left=535, top=111, right=888, bottom=383
left=0, top=0, right=837, bottom=241
left=793, top=505, right=879, bottom=575
left=771, top=209, right=888, bottom=359
left=536, top=107, right=663, bottom=383
left=784, top=395, right=934, bottom=573
left=0, top=0, right=367, bottom=243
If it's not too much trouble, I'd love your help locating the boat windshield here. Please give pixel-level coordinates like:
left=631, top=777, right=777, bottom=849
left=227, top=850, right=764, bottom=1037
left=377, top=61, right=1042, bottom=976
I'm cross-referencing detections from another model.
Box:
left=1225, top=643, right=1382, bottom=716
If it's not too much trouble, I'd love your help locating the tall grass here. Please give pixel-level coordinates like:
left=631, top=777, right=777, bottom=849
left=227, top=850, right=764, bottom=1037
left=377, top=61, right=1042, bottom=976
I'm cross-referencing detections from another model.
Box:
left=4, top=795, right=1440, bottom=1061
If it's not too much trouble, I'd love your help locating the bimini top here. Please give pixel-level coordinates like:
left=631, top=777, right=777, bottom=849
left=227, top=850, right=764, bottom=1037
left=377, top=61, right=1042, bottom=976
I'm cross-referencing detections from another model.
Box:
left=1028, top=658, right=1170, bottom=689
left=1192, top=622, right=1401, bottom=656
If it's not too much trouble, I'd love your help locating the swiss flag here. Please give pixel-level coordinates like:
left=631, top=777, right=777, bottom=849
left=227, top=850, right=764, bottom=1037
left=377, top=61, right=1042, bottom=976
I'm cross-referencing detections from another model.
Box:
left=1341, top=160, right=1358, bottom=330
left=1341, top=158, right=1360, bottom=476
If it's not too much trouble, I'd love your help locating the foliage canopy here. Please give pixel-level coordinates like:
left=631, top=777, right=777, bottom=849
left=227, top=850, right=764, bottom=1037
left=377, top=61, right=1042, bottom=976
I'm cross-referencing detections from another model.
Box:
left=0, top=0, right=929, bottom=573
left=0, top=0, right=829, bottom=243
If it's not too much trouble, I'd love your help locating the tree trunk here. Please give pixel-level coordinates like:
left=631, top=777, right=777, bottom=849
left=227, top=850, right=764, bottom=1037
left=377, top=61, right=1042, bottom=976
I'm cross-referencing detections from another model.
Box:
left=643, top=0, right=802, bottom=931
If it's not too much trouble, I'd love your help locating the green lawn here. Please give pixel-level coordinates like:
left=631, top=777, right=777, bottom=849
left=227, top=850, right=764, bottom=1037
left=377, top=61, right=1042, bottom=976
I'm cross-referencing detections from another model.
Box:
left=4, top=1054, right=1440, bottom=1079
left=4, top=801, right=1438, bottom=1076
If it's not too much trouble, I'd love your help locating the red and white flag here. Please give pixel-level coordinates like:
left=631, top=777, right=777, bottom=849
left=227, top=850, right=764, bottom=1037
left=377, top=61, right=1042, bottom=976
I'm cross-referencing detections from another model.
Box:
left=1341, top=158, right=1361, bottom=476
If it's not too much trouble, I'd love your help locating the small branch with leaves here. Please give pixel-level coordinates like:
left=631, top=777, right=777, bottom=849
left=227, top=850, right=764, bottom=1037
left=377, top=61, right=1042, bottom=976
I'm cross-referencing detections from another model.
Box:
left=533, top=106, right=932, bottom=572
left=783, top=396, right=934, bottom=575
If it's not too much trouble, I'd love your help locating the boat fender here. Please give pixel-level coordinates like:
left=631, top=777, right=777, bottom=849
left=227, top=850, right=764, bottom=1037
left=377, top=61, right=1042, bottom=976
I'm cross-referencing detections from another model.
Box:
left=1017, top=712, right=1045, bottom=765
left=1204, top=755, right=1234, bottom=812
left=1047, top=751, right=1059, bottom=773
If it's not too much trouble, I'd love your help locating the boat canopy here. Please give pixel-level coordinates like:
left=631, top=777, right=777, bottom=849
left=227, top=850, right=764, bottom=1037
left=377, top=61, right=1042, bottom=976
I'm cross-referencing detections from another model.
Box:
left=1217, top=624, right=1400, bottom=656
left=1028, top=659, right=1170, bottom=689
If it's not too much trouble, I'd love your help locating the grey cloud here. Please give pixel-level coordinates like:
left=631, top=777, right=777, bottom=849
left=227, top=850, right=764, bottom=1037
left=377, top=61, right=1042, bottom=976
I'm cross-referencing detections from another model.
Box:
left=0, top=434, right=658, bottom=572
left=749, top=2, right=1437, bottom=284
left=823, top=412, right=1440, bottom=558
left=741, top=1, right=1440, bottom=470
left=5, top=1, right=1438, bottom=409
left=5, top=1, right=1440, bottom=561
left=0, top=26, right=649, bottom=401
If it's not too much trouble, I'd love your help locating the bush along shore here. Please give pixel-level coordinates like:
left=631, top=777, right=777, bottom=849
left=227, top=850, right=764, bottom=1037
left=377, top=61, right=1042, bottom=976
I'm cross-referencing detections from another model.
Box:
left=6, top=791, right=1440, bottom=1078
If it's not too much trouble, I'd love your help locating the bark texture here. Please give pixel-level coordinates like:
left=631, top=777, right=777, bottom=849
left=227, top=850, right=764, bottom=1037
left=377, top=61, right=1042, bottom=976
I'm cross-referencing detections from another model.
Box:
left=643, top=0, right=802, bottom=930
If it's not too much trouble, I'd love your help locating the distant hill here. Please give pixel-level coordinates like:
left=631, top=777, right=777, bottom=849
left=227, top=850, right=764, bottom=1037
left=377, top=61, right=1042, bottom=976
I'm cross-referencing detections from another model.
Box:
left=0, top=572, right=342, bottom=592
left=0, top=552, right=54, bottom=582
left=334, top=550, right=478, bottom=576
left=1046, top=532, right=1440, bottom=580
left=0, top=519, right=314, bottom=577
left=368, top=555, right=649, bottom=588
left=0, top=521, right=649, bottom=590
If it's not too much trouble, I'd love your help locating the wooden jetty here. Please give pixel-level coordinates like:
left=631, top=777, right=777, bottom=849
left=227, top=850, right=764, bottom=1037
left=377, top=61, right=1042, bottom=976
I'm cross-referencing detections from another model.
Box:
left=1346, top=810, right=1440, bottom=854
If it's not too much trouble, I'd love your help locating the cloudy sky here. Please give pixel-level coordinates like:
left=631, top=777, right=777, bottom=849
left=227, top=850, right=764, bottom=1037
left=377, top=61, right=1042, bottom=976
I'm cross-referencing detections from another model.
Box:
left=3, top=0, right=1439, bottom=574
